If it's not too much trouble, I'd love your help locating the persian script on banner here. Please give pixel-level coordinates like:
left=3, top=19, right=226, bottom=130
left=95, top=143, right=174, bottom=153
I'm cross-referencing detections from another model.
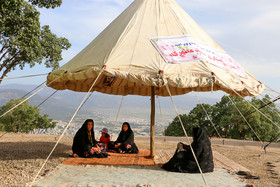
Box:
left=150, top=35, right=248, bottom=78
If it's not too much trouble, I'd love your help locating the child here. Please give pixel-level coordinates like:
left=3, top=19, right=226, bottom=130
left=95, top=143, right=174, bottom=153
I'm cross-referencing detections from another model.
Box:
left=99, top=128, right=111, bottom=151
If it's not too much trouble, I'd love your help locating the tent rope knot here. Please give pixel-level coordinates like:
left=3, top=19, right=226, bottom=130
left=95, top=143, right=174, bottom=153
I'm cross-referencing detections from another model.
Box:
left=157, top=70, right=165, bottom=87
left=257, top=81, right=263, bottom=88
left=177, top=78, right=181, bottom=87
left=210, top=74, right=216, bottom=93
left=206, top=76, right=215, bottom=93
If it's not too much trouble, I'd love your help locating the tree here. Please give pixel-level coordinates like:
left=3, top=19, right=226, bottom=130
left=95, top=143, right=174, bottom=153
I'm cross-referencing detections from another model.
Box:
left=164, top=104, right=215, bottom=137
left=0, top=0, right=70, bottom=83
left=218, top=95, right=280, bottom=141
left=164, top=114, right=192, bottom=137
left=250, top=95, right=280, bottom=141
left=0, top=98, right=56, bottom=133
left=165, top=95, right=280, bottom=142
left=219, top=96, right=260, bottom=140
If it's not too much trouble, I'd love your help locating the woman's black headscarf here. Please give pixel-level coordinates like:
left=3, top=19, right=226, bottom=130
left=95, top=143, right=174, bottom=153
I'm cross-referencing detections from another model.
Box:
left=116, top=122, right=134, bottom=145
left=192, top=127, right=209, bottom=148
left=72, top=119, right=97, bottom=156
left=162, top=127, right=214, bottom=173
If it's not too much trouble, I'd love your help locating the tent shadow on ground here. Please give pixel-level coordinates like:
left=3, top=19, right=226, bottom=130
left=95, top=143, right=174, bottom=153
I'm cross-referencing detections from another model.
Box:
left=0, top=142, right=71, bottom=160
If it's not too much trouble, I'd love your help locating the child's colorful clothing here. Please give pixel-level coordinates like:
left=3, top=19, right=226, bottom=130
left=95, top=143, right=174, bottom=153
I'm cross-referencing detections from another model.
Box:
left=100, top=136, right=111, bottom=150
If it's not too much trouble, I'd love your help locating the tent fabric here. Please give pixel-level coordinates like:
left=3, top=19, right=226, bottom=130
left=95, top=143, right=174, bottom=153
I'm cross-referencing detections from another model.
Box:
left=47, top=0, right=264, bottom=97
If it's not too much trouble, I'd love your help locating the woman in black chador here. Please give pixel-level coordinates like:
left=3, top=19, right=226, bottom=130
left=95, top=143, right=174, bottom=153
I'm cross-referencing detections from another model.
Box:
left=72, top=119, right=107, bottom=158
left=162, top=127, right=214, bottom=173
left=111, top=122, right=139, bottom=153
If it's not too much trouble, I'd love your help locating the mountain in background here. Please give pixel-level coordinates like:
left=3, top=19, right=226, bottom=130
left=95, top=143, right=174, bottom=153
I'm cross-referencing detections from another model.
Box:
left=0, top=84, right=220, bottom=122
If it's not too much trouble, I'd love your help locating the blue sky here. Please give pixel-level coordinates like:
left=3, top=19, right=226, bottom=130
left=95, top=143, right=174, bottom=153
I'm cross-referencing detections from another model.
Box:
left=3, top=0, right=280, bottom=94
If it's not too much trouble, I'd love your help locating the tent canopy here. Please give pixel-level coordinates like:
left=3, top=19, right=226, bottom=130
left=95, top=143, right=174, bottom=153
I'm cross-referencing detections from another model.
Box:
left=47, top=0, right=264, bottom=97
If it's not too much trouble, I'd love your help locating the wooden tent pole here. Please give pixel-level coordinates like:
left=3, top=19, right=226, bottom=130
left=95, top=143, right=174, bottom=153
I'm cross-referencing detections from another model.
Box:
left=150, top=86, right=155, bottom=157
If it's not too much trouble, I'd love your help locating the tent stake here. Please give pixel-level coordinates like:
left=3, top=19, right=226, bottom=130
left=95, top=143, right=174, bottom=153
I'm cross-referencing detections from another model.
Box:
left=150, top=86, right=155, bottom=157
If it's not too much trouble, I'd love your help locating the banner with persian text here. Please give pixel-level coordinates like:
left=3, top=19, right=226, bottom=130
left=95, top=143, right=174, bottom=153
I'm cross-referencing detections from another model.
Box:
left=150, top=35, right=247, bottom=78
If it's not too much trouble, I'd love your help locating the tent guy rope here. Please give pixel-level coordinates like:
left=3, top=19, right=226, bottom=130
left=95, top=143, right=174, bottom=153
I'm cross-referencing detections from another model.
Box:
left=20, top=81, right=47, bottom=99
left=0, top=75, right=61, bottom=119
left=227, top=95, right=264, bottom=146
left=30, top=68, right=105, bottom=186
left=262, top=88, right=280, bottom=111
left=165, top=84, right=208, bottom=187
left=195, top=95, right=222, bottom=139
left=214, top=75, right=280, bottom=131
left=265, top=84, right=280, bottom=95
left=114, top=96, right=124, bottom=125
left=37, top=90, right=58, bottom=108
left=0, top=73, right=48, bottom=81
left=238, top=80, right=280, bottom=116
left=256, top=94, right=280, bottom=116
left=157, top=96, right=166, bottom=139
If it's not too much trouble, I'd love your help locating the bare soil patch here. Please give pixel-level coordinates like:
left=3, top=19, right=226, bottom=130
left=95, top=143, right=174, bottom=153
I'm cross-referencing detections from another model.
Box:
left=0, top=133, right=279, bottom=186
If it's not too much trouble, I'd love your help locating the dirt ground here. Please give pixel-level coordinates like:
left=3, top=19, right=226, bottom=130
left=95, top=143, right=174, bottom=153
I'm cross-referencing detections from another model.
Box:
left=0, top=133, right=279, bottom=187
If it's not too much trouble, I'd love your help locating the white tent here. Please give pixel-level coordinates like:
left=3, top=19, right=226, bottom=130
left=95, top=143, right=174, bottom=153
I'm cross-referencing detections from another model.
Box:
left=47, top=0, right=265, bottom=156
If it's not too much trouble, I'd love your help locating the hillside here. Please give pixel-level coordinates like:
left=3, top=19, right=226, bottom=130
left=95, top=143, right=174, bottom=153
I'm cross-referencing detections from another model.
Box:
left=0, top=84, right=220, bottom=135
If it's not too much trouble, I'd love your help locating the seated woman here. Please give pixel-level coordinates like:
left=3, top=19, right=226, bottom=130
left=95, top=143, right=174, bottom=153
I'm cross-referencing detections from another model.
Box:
left=111, top=122, right=139, bottom=154
left=162, top=127, right=214, bottom=173
left=72, top=119, right=108, bottom=158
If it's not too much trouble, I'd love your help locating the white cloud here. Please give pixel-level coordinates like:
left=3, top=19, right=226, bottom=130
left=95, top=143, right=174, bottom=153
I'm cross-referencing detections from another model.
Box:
left=240, top=59, right=280, bottom=78
left=249, top=11, right=280, bottom=33
left=39, top=0, right=131, bottom=47
left=178, top=0, right=280, bottom=80
left=178, top=0, right=280, bottom=12
left=7, top=0, right=280, bottom=90
left=88, top=0, right=131, bottom=6
left=39, top=0, right=280, bottom=70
